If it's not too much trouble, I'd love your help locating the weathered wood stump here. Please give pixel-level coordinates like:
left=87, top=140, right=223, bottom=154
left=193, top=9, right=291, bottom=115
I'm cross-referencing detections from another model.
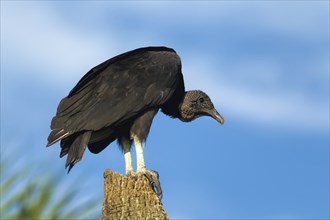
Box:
left=102, top=169, right=168, bottom=220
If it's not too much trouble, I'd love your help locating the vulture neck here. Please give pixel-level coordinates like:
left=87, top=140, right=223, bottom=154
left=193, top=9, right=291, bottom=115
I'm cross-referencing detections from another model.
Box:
left=161, top=92, right=186, bottom=119
left=162, top=91, right=193, bottom=121
left=178, top=91, right=195, bottom=122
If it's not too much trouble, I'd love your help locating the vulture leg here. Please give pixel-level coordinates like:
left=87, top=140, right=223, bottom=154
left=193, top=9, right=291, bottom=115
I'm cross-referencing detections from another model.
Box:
left=129, top=109, right=162, bottom=199
left=119, top=137, right=134, bottom=176
left=133, top=135, right=146, bottom=172
left=133, top=135, right=162, bottom=199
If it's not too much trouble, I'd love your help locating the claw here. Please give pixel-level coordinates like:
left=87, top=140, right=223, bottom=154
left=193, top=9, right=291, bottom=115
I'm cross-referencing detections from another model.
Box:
left=142, top=170, right=163, bottom=200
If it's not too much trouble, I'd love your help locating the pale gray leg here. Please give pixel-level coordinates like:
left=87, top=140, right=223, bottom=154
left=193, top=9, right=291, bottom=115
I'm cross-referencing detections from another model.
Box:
left=132, top=135, right=162, bottom=199
left=133, top=135, right=146, bottom=172
left=121, top=138, right=134, bottom=176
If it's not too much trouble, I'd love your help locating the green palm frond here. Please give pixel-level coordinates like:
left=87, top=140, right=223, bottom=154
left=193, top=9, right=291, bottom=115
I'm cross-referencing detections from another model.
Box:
left=0, top=152, right=101, bottom=220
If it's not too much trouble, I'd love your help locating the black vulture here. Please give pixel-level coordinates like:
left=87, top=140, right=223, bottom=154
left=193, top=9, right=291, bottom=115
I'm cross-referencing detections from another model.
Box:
left=47, top=46, right=224, bottom=198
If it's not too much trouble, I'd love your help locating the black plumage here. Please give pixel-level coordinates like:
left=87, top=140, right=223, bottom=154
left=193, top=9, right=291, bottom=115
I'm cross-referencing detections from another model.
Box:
left=47, top=46, right=224, bottom=197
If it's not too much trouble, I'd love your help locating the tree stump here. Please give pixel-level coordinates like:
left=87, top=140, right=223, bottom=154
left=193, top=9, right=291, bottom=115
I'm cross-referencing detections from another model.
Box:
left=102, top=169, right=168, bottom=220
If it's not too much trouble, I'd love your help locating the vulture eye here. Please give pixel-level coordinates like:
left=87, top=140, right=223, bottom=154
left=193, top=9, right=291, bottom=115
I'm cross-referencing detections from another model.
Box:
left=199, top=97, right=204, bottom=103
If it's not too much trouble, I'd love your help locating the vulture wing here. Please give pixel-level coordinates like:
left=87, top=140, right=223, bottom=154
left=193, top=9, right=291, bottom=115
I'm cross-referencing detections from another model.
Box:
left=47, top=47, right=183, bottom=146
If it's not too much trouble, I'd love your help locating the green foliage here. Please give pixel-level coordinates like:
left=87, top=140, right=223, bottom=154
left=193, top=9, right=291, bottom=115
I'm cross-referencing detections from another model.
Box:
left=0, top=157, right=101, bottom=220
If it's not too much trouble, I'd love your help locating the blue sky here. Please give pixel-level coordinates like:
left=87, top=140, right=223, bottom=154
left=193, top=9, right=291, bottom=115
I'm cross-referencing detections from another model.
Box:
left=1, top=1, right=329, bottom=219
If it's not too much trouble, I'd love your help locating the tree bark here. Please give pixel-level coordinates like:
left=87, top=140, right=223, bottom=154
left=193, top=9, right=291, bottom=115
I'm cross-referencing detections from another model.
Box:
left=102, top=169, right=168, bottom=220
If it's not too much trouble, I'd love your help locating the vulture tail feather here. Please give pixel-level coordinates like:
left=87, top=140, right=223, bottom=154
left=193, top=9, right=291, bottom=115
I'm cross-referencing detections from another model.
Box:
left=60, top=133, right=80, bottom=158
left=65, top=131, right=92, bottom=173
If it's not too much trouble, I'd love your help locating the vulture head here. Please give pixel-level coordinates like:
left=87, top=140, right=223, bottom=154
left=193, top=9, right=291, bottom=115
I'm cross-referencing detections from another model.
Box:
left=179, top=90, right=224, bottom=124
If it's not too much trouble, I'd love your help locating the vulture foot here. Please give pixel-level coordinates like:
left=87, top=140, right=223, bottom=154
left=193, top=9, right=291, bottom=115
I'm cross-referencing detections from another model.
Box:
left=140, top=169, right=162, bottom=200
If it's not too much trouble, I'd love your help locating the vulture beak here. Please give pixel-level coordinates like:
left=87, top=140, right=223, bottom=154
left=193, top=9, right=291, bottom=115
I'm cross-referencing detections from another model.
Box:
left=206, top=109, right=224, bottom=125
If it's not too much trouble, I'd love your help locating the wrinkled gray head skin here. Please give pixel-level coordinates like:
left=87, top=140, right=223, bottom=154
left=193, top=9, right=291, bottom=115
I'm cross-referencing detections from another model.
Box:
left=179, top=90, right=224, bottom=124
